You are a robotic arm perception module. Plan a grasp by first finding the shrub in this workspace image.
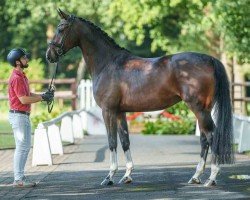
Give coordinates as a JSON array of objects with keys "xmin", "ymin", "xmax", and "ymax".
[
  {"xmin": 142, "ymin": 118, "xmax": 195, "ymax": 135},
  {"xmin": 142, "ymin": 101, "xmax": 196, "ymax": 135},
  {"xmin": 31, "ymin": 106, "xmax": 65, "ymax": 130},
  {"xmin": 166, "ymin": 101, "xmax": 194, "ymax": 118}
]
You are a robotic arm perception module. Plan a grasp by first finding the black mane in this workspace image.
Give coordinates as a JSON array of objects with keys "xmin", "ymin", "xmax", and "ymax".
[{"xmin": 79, "ymin": 17, "xmax": 130, "ymax": 53}]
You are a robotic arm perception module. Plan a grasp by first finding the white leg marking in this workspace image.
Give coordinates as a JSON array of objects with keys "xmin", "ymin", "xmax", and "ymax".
[
  {"xmin": 124, "ymin": 149, "xmax": 134, "ymax": 176},
  {"xmin": 208, "ymin": 164, "xmax": 220, "ymax": 181},
  {"xmin": 193, "ymin": 158, "xmax": 205, "ymax": 179},
  {"xmin": 188, "ymin": 158, "xmax": 206, "ymax": 184},
  {"xmin": 204, "ymin": 163, "xmax": 220, "ymax": 187},
  {"xmin": 110, "ymin": 150, "xmax": 118, "ymax": 174},
  {"xmin": 101, "ymin": 150, "xmax": 118, "ymax": 185},
  {"xmin": 119, "ymin": 149, "xmax": 134, "ymax": 184}
]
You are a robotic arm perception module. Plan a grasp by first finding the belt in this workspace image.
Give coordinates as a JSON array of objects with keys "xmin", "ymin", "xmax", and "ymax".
[{"xmin": 9, "ymin": 110, "xmax": 30, "ymax": 116}]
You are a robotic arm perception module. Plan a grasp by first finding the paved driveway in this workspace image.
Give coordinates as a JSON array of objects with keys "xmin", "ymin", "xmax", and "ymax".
[{"xmin": 1, "ymin": 135, "xmax": 250, "ymax": 199}]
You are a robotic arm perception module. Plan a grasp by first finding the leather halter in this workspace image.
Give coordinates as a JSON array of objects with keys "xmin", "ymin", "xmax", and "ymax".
[
  {"xmin": 46, "ymin": 16, "xmax": 75, "ymax": 113},
  {"xmin": 49, "ymin": 15, "xmax": 75, "ymax": 57}
]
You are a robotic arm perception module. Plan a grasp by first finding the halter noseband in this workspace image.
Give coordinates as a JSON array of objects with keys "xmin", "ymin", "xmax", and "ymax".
[{"xmin": 49, "ymin": 15, "xmax": 75, "ymax": 57}]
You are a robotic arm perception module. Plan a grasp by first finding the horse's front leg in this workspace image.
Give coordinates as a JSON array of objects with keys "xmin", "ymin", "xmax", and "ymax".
[
  {"xmin": 117, "ymin": 113, "xmax": 134, "ymax": 184},
  {"xmin": 101, "ymin": 109, "xmax": 118, "ymax": 186}
]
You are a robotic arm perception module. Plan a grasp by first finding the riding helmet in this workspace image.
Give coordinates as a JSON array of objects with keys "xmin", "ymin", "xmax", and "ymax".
[{"xmin": 7, "ymin": 48, "xmax": 31, "ymax": 66}]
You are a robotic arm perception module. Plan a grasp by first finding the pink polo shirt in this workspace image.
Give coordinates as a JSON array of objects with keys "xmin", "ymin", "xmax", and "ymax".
[{"xmin": 8, "ymin": 69, "xmax": 31, "ymax": 112}]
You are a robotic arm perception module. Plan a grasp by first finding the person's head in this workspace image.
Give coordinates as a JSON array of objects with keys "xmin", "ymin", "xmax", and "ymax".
[{"xmin": 7, "ymin": 48, "xmax": 31, "ymax": 68}]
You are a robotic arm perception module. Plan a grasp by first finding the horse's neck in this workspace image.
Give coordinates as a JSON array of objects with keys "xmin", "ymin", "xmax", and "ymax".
[{"xmin": 78, "ymin": 23, "xmax": 128, "ymax": 78}]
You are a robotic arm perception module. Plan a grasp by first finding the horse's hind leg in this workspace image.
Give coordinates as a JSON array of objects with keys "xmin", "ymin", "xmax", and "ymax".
[
  {"xmin": 196, "ymin": 111, "xmax": 220, "ymax": 187},
  {"xmin": 117, "ymin": 113, "xmax": 134, "ymax": 184},
  {"xmin": 188, "ymin": 132, "xmax": 209, "ymax": 184},
  {"xmin": 101, "ymin": 109, "xmax": 118, "ymax": 186},
  {"xmin": 188, "ymin": 109, "xmax": 217, "ymax": 185}
]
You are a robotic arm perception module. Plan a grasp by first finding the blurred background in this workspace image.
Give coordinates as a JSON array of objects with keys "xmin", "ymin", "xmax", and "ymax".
[{"xmin": 0, "ymin": 0, "xmax": 249, "ymax": 148}]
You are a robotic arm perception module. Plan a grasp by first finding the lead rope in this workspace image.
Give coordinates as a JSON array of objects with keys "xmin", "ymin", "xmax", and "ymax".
[{"xmin": 47, "ymin": 62, "xmax": 59, "ymax": 113}]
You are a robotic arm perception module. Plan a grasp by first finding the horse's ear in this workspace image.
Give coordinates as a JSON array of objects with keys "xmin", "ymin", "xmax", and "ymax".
[{"xmin": 57, "ymin": 8, "xmax": 69, "ymax": 20}]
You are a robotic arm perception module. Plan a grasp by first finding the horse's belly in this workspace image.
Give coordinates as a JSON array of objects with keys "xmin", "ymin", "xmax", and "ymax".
[{"xmin": 119, "ymin": 92, "xmax": 181, "ymax": 112}]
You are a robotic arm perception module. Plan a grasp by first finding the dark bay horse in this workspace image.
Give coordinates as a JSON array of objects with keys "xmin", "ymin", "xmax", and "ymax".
[{"xmin": 46, "ymin": 9, "xmax": 234, "ymax": 187}]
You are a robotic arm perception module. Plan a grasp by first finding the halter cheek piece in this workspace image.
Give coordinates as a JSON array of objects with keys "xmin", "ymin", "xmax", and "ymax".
[
  {"xmin": 49, "ymin": 15, "xmax": 75, "ymax": 57},
  {"xmin": 46, "ymin": 15, "xmax": 75, "ymax": 113}
]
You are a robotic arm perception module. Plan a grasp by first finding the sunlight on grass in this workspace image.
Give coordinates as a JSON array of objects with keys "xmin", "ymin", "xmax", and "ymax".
[
  {"xmin": 0, "ymin": 119, "xmax": 12, "ymax": 134},
  {"xmin": 0, "ymin": 134, "xmax": 15, "ymax": 149}
]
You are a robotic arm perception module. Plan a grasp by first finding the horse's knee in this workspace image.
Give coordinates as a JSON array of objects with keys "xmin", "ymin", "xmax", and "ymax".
[{"xmin": 108, "ymin": 136, "xmax": 117, "ymax": 151}]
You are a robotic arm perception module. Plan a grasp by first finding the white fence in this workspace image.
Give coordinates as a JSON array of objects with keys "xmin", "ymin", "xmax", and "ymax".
[
  {"xmin": 233, "ymin": 115, "xmax": 250, "ymax": 153},
  {"xmin": 77, "ymin": 79, "xmax": 107, "ymax": 135},
  {"xmin": 78, "ymin": 79, "xmax": 96, "ymax": 110},
  {"xmin": 32, "ymin": 109, "xmax": 105, "ymax": 166},
  {"xmin": 32, "ymin": 79, "xmax": 110, "ymax": 166},
  {"xmin": 195, "ymin": 114, "xmax": 250, "ymax": 153}
]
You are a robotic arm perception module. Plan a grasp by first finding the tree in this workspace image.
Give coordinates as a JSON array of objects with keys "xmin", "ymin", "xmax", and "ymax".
[{"xmin": 215, "ymin": 0, "xmax": 250, "ymax": 63}]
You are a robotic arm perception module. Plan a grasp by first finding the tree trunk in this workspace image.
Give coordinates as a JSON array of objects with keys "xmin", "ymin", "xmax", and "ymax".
[
  {"xmin": 76, "ymin": 57, "xmax": 86, "ymax": 85},
  {"xmin": 46, "ymin": 24, "xmax": 55, "ymax": 77}
]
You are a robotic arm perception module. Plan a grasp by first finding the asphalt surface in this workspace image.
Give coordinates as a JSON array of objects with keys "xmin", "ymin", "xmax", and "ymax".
[{"xmin": 1, "ymin": 135, "xmax": 250, "ymax": 200}]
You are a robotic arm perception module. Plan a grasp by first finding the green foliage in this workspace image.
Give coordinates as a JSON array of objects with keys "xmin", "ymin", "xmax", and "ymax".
[
  {"xmin": 31, "ymin": 105, "xmax": 63, "ymax": 129},
  {"xmin": 0, "ymin": 118, "xmax": 12, "ymax": 134},
  {"xmin": 103, "ymin": 0, "xmax": 191, "ymax": 53},
  {"xmin": 0, "ymin": 134, "xmax": 15, "ymax": 149},
  {"xmin": 0, "ymin": 61, "xmax": 12, "ymax": 84},
  {"xmin": 215, "ymin": 0, "xmax": 250, "ymax": 63},
  {"xmin": 142, "ymin": 118, "xmax": 195, "ymax": 135},
  {"xmin": 25, "ymin": 59, "xmax": 45, "ymax": 80},
  {"xmin": 166, "ymin": 101, "xmax": 195, "ymax": 118}
]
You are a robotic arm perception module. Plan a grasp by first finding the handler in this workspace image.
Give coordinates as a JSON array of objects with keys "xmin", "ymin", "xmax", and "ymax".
[{"xmin": 7, "ymin": 48, "xmax": 54, "ymax": 188}]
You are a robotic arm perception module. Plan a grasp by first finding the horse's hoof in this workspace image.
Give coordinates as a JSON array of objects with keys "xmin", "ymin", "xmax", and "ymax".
[
  {"xmin": 204, "ymin": 179, "xmax": 217, "ymax": 187},
  {"xmin": 119, "ymin": 176, "xmax": 132, "ymax": 184},
  {"xmin": 101, "ymin": 178, "xmax": 114, "ymax": 186},
  {"xmin": 188, "ymin": 177, "xmax": 201, "ymax": 184}
]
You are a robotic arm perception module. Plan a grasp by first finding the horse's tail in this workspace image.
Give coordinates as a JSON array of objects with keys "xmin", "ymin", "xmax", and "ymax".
[{"xmin": 212, "ymin": 57, "xmax": 234, "ymax": 164}]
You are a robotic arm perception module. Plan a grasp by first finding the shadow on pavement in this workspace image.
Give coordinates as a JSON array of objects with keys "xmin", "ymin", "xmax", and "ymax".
[{"xmin": 1, "ymin": 163, "xmax": 250, "ymax": 200}]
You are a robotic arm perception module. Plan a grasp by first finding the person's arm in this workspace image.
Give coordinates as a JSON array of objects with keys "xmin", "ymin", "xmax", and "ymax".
[
  {"xmin": 19, "ymin": 95, "xmax": 42, "ymax": 104},
  {"xmin": 12, "ymin": 78, "xmax": 43, "ymax": 104},
  {"xmin": 30, "ymin": 92, "xmax": 42, "ymax": 98}
]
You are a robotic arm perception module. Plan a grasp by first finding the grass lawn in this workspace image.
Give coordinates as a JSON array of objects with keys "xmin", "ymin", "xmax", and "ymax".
[
  {"xmin": 0, "ymin": 118, "xmax": 12, "ymax": 134},
  {"xmin": 0, "ymin": 134, "xmax": 15, "ymax": 149},
  {"xmin": 0, "ymin": 118, "xmax": 15, "ymax": 149}
]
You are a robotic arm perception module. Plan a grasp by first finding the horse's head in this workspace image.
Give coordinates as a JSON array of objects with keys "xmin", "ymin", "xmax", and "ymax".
[{"xmin": 46, "ymin": 9, "xmax": 79, "ymax": 63}]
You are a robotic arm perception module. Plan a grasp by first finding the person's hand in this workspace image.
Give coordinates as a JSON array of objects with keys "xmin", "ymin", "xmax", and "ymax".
[{"xmin": 41, "ymin": 90, "xmax": 54, "ymax": 102}]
